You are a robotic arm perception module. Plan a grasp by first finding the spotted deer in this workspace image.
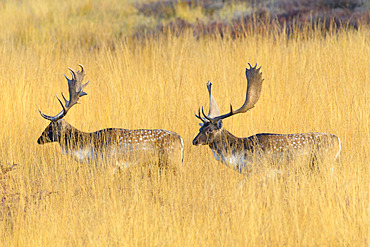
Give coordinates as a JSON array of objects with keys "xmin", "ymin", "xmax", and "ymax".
[
  {"xmin": 38, "ymin": 65, "xmax": 184, "ymax": 169},
  {"xmin": 193, "ymin": 64, "xmax": 341, "ymax": 175}
]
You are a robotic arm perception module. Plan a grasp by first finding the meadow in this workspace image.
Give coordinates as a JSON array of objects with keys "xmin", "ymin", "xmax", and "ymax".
[{"xmin": 0, "ymin": 0, "xmax": 369, "ymax": 246}]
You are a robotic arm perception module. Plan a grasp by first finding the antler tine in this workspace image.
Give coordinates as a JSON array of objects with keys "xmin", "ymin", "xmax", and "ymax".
[
  {"xmin": 206, "ymin": 81, "xmax": 221, "ymax": 118},
  {"xmin": 39, "ymin": 65, "xmax": 89, "ymax": 122},
  {"xmin": 195, "ymin": 108, "xmax": 206, "ymax": 123},
  {"xmin": 56, "ymin": 94, "xmax": 67, "ymax": 112},
  {"xmin": 68, "ymin": 68, "xmax": 75, "ymax": 79},
  {"xmin": 78, "ymin": 64, "xmax": 84, "ymax": 73},
  {"xmin": 201, "ymin": 107, "xmax": 208, "ymax": 120},
  {"xmin": 195, "ymin": 81, "xmax": 222, "ymax": 124},
  {"xmin": 61, "ymin": 92, "xmax": 67, "ymax": 104},
  {"xmin": 202, "ymin": 63, "xmax": 264, "ymax": 123}
]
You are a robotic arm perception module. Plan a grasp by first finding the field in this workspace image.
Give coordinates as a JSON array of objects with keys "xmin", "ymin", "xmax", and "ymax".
[{"xmin": 0, "ymin": 0, "xmax": 369, "ymax": 246}]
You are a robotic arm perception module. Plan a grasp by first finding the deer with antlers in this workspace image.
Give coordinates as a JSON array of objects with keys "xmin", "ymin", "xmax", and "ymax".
[
  {"xmin": 193, "ymin": 64, "xmax": 341, "ymax": 174},
  {"xmin": 37, "ymin": 65, "xmax": 184, "ymax": 170}
]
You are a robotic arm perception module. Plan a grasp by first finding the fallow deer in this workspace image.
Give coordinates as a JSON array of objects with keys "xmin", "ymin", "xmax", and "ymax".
[
  {"xmin": 38, "ymin": 65, "xmax": 184, "ymax": 170},
  {"xmin": 192, "ymin": 64, "xmax": 341, "ymax": 175}
]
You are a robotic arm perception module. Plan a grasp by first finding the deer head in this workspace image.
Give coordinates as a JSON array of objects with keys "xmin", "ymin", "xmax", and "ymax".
[
  {"xmin": 192, "ymin": 82, "xmax": 223, "ymax": 145},
  {"xmin": 192, "ymin": 63, "xmax": 264, "ymax": 146},
  {"xmin": 37, "ymin": 119, "xmax": 75, "ymax": 144},
  {"xmin": 38, "ymin": 65, "xmax": 89, "ymax": 144}
]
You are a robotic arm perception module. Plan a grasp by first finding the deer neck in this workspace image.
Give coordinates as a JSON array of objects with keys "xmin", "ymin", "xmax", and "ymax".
[
  {"xmin": 210, "ymin": 127, "xmax": 244, "ymax": 146},
  {"xmin": 58, "ymin": 125, "xmax": 91, "ymax": 153},
  {"xmin": 208, "ymin": 128, "xmax": 256, "ymax": 172},
  {"xmin": 208, "ymin": 129, "xmax": 243, "ymax": 160},
  {"xmin": 59, "ymin": 126, "xmax": 99, "ymax": 163}
]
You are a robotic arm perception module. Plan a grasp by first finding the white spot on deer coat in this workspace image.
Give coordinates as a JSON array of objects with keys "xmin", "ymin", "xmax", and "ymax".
[
  {"xmin": 212, "ymin": 150, "xmax": 221, "ymax": 161},
  {"xmin": 65, "ymin": 147, "xmax": 95, "ymax": 163}
]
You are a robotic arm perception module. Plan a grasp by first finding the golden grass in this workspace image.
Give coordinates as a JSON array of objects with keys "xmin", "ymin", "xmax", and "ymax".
[{"xmin": 0, "ymin": 3, "xmax": 369, "ymax": 245}]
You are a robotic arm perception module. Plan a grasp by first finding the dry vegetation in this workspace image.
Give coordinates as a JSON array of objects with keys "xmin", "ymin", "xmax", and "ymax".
[{"xmin": 0, "ymin": 0, "xmax": 369, "ymax": 246}]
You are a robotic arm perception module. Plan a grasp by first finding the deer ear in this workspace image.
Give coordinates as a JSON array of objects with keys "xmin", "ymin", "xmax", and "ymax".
[
  {"xmin": 199, "ymin": 123, "xmax": 204, "ymax": 127},
  {"xmin": 216, "ymin": 120, "xmax": 223, "ymax": 129}
]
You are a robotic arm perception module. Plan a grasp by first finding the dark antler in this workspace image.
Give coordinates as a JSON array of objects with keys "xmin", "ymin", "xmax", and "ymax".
[
  {"xmin": 39, "ymin": 64, "xmax": 89, "ymax": 121},
  {"xmin": 202, "ymin": 63, "xmax": 264, "ymax": 123}
]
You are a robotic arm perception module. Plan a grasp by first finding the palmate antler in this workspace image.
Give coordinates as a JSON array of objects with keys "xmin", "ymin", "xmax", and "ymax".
[
  {"xmin": 200, "ymin": 63, "xmax": 264, "ymax": 123},
  {"xmin": 195, "ymin": 81, "xmax": 221, "ymax": 123},
  {"xmin": 39, "ymin": 64, "xmax": 89, "ymax": 122}
]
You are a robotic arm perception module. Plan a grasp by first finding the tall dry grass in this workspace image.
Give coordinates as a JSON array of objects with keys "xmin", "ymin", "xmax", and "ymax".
[{"xmin": 0, "ymin": 2, "xmax": 369, "ymax": 245}]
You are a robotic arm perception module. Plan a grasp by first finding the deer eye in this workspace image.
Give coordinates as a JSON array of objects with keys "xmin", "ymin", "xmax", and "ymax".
[{"xmin": 206, "ymin": 129, "xmax": 213, "ymax": 135}]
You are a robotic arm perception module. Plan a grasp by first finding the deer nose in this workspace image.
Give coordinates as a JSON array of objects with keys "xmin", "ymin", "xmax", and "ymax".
[
  {"xmin": 192, "ymin": 139, "xmax": 198, "ymax": 146},
  {"xmin": 37, "ymin": 137, "xmax": 44, "ymax": 144}
]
